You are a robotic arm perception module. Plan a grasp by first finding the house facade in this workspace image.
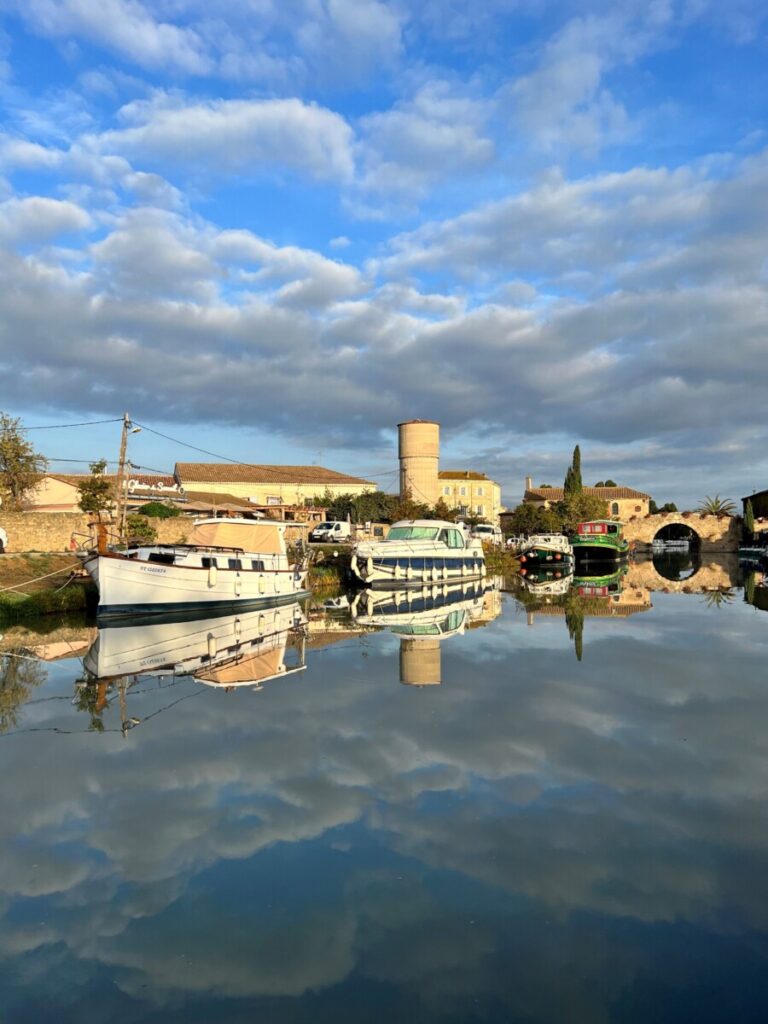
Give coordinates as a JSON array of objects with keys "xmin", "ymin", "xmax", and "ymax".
[
  {"xmin": 174, "ymin": 463, "xmax": 377, "ymax": 507},
  {"xmin": 20, "ymin": 473, "xmax": 177, "ymax": 512},
  {"xmin": 438, "ymin": 471, "xmax": 504, "ymax": 523},
  {"xmin": 524, "ymin": 485, "xmax": 651, "ymax": 520}
]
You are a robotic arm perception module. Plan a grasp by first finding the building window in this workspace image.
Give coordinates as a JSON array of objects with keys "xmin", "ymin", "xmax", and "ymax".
[
  {"xmin": 611, "ymin": 502, "xmax": 620, "ymax": 515},
  {"xmin": 460, "ymin": 486, "xmax": 466, "ymax": 496},
  {"xmin": 476, "ymin": 505, "xmax": 484, "ymax": 515},
  {"xmin": 477, "ymin": 486, "xmax": 484, "ymax": 496},
  {"xmin": 443, "ymin": 486, "xmax": 451, "ymax": 496}
]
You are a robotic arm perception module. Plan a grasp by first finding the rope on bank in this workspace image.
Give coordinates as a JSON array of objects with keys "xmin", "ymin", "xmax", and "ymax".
[{"xmin": 0, "ymin": 562, "xmax": 82, "ymax": 595}]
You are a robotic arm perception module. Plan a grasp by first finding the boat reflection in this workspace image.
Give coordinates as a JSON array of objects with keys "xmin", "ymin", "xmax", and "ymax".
[
  {"xmin": 83, "ymin": 602, "xmax": 308, "ymax": 690},
  {"xmin": 350, "ymin": 580, "xmax": 501, "ymax": 686}
]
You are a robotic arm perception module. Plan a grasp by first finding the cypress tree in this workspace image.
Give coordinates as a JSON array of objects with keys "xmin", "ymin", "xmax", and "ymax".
[
  {"xmin": 745, "ymin": 499, "xmax": 755, "ymax": 538},
  {"xmin": 564, "ymin": 445, "xmax": 583, "ymax": 496}
]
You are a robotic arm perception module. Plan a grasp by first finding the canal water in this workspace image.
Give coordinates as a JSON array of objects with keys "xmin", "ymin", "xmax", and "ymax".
[{"xmin": 1, "ymin": 559, "xmax": 767, "ymax": 1022}]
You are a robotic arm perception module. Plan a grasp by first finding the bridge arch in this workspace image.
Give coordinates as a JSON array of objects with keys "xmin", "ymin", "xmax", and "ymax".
[{"xmin": 622, "ymin": 513, "xmax": 741, "ymax": 553}]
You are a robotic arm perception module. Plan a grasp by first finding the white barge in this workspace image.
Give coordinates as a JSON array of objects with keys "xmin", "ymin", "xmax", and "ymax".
[
  {"xmin": 83, "ymin": 518, "xmax": 308, "ymax": 620},
  {"xmin": 351, "ymin": 519, "xmax": 485, "ymax": 589}
]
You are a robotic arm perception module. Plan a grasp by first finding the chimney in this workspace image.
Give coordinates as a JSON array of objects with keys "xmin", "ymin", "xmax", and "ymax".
[{"xmin": 525, "ymin": 475, "xmax": 533, "ymax": 492}]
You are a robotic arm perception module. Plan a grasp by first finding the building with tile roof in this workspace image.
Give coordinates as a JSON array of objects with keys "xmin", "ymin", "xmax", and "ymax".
[
  {"xmin": 438, "ymin": 470, "xmax": 504, "ymax": 523},
  {"xmin": 174, "ymin": 463, "xmax": 377, "ymax": 507},
  {"xmin": 523, "ymin": 485, "xmax": 651, "ymax": 520}
]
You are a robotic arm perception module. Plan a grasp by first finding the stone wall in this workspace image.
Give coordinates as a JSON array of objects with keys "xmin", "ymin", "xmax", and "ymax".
[{"xmin": 0, "ymin": 512, "xmax": 307, "ymax": 553}]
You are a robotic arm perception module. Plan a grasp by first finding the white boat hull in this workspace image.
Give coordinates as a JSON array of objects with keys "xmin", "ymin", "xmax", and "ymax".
[
  {"xmin": 84, "ymin": 552, "xmax": 308, "ymax": 620},
  {"xmin": 351, "ymin": 542, "xmax": 486, "ymax": 588},
  {"xmin": 84, "ymin": 603, "xmax": 305, "ymax": 681}
]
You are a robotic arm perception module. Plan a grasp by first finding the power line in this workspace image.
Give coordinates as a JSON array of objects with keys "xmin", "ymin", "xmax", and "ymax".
[{"xmin": 23, "ymin": 418, "xmax": 123, "ymax": 430}]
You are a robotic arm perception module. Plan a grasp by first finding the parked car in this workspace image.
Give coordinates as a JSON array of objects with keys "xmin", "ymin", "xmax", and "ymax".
[
  {"xmin": 0, "ymin": 525, "xmax": 6, "ymax": 553},
  {"xmin": 471, "ymin": 523, "xmax": 503, "ymax": 546},
  {"xmin": 309, "ymin": 521, "xmax": 352, "ymax": 543}
]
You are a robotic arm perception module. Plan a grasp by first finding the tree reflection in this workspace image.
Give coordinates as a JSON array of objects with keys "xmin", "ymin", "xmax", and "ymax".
[{"xmin": 0, "ymin": 650, "xmax": 47, "ymax": 733}]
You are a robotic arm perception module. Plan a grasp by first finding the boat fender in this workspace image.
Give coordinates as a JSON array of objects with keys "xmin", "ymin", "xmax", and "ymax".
[
  {"xmin": 234, "ymin": 618, "xmax": 241, "ymax": 641},
  {"xmin": 520, "ymin": 554, "xmax": 527, "ymax": 563},
  {"xmin": 207, "ymin": 634, "xmax": 217, "ymax": 659},
  {"xmin": 406, "ymin": 564, "xmax": 413, "ymax": 581},
  {"xmin": 258, "ymin": 576, "xmax": 265, "ymax": 595},
  {"xmin": 351, "ymin": 554, "xmax": 358, "ymax": 574},
  {"xmin": 394, "ymin": 563, "xmax": 402, "ymax": 580},
  {"xmin": 481, "ymin": 562, "xmax": 487, "ymax": 577},
  {"xmin": 431, "ymin": 566, "xmax": 439, "ymax": 582},
  {"xmin": 235, "ymin": 574, "xmax": 242, "ymax": 597},
  {"xmin": 555, "ymin": 552, "xmax": 562, "ymax": 560},
  {"xmin": 208, "ymin": 564, "xmax": 218, "ymax": 587}
]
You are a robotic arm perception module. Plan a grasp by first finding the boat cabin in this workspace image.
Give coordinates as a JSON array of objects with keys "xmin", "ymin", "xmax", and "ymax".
[
  {"xmin": 577, "ymin": 520, "xmax": 622, "ymax": 536},
  {"xmin": 385, "ymin": 520, "xmax": 466, "ymax": 548}
]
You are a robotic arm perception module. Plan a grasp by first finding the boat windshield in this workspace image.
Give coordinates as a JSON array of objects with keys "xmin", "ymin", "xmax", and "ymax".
[{"xmin": 387, "ymin": 527, "xmax": 440, "ymax": 541}]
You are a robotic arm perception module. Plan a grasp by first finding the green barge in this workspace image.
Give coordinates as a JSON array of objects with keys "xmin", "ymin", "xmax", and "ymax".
[{"xmin": 570, "ymin": 520, "xmax": 629, "ymax": 563}]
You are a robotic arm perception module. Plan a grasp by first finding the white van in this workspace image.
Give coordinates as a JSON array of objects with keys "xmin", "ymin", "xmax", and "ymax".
[
  {"xmin": 471, "ymin": 523, "xmax": 503, "ymax": 546},
  {"xmin": 309, "ymin": 520, "xmax": 352, "ymax": 543}
]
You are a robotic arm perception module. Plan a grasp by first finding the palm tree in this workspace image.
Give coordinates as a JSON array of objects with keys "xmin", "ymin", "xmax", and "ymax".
[
  {"xmin": 696, "ymin": 495, "xmax": 736, "ymax": 516},
  {"xmin": 701, "ymin": 588, "xmax": 736, "ymax": 609}
]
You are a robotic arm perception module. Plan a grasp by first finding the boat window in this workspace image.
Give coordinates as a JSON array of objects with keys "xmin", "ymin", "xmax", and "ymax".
[
  {"xmin": 228, "ymin": 558, "xmax": 243, "ymax": 570},
  {"xmin": 251, "ymin": 559, "xmax": 265, "ymax": 571},
  {"xmin": 392, "ymin": 624, "xmax": 441, "ymax": 636},
  {"xmin": 446, "ymin": 529, "xmax": 464, "ymax": 548},
  {"xmin": 387, "ymin": 526, "xmax": 440, "ymax": 541},
  {"xmin": 202, "ymin": 557, "xmax": 218, "ymax": 568},
  {"xmin": 148, "ymin": 552, "xmax": 175, "ymax": 565}
]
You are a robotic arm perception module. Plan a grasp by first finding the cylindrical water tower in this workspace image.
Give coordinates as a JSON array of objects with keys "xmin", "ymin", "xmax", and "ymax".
[
  {"xmin": 399, "ymin": 638, "xmax": 442, "ymax": 686},
  {"xmin": 398, "ymin": 420, "xmax": 440, "ymax": 506}
]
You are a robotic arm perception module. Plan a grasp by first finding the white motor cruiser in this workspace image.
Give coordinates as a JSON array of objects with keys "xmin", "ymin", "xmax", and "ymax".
[
  {"xmin": 351, "ymin": 519, "xmax": 485, "ymax": 589},
  {"xmin": 82, "ymin": 518, "xmax": 308, "ymax": 620}
]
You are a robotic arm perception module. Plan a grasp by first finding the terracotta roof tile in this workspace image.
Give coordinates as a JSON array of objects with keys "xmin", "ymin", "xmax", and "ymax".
[
  {"xmin": 524, "ymin": 486, "xmax": 651, "ymax": 500},
  {"xmin": 439, "ymin": 470, "xmax": 491, "ymax": 481},
  {"xmin": 174, "ymin": 463, "xmax": 375, "ymax": 486}
]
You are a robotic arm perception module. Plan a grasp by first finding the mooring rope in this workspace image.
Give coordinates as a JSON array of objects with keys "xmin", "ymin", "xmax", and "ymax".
[{"xmin": 0, "ymin": 562, "xmax": 82, "ymax": 594}]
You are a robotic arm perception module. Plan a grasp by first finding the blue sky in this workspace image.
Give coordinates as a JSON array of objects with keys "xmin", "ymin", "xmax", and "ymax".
[{"xmin": 1, "ymin": 0, "xmax": 767, "ymax": 507}]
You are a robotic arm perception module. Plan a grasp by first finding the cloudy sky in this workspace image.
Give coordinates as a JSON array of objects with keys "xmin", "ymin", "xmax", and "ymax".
[{"xmin": 0, "ymin": 0, "xmax": 767, "ymax": 506}]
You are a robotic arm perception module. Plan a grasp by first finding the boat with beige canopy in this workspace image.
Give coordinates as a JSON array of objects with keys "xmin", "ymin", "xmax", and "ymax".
[{"xmin": 82, "ymin": 517, "xmax": 309, "ymax": 620}]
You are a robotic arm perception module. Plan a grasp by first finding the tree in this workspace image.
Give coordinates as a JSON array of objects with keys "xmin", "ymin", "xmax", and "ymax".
[
  {"xmin": 77, "ymin": 459, "xmax": 114, "ymax": 516},
  {"xmin": 0, "ymin": 412, "xmax": 47, "ymax": 510},
  {"xmin": 696, "ymin": 495, "xmax": 736, "ymax": 516},
  {"xmin": 125, "ymin": 513, "xmax": 157, "ymax": 544},
  {"xmin": 744, "ymin": 499, "xmax": 755, "ymax": 537},
  {"xmin": 563, "ymin": 445, "xmax": 582, "ymax": 497},
  {"xmin": 503, "ymin": 502, "xmax": 563, "ymax": 537},
  {"xmin": 556, "ymin": 492, "xmax": 609, "ymax": 534},
  {"xmin": 650, "ymin": 499, "xmax": 678, "ymax": 514},
  {"xmin": 138, "ymin": 501, "xmax": 181, "ymax": 518}
]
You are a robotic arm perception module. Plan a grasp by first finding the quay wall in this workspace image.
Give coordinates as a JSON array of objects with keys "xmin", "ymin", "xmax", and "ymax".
[{"xmin": 0, "ymin": 512, "xmax": 307, "ymax": 553}]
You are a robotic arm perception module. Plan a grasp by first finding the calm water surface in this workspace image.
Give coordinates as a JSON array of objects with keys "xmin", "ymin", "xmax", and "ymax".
[{"xmin": 1, "ymin": 560, "xmax": 768, "ymax": 1022}]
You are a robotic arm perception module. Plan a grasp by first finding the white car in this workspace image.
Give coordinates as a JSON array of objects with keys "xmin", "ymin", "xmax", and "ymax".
[
  {"xmin": 471, "ymin": 523, "xmax": 503, "ymax": 546},
  {"xmin": 309, "ymin": 521, "xmax": 352, "ymax": 543}
]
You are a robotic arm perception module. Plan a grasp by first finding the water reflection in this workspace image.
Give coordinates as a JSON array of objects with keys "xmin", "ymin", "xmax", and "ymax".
[{"xmin": 2, "ymin": 568, "xmax": 768, "ymax": 1022}]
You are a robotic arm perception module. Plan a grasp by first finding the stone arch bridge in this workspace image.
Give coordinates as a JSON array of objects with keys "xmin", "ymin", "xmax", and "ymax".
[{"xmin": 623, "ymin": 513, "xmax": 742, "ymax": 553}]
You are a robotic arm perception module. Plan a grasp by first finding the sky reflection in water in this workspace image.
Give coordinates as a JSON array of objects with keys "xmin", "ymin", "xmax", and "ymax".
[{"xmin": 1, "ymin": 565, "xmax": 768, "ymax": 1023}]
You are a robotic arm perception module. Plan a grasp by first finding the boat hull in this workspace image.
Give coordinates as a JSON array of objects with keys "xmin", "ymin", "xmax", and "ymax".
[
  {"xmin": 84, "ymin": 552, "xmax": 308, "ymax": 621},
  {"xmin": 351, "ymin": 552, "xmax": 486, "ymax": 589},
  {"xmin": 572, "ymin": 540, "xmax": 629, "ymax": 562}
]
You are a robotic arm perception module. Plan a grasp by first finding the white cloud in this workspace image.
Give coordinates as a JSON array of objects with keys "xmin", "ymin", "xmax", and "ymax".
[
  {"xmin": 99, "ymin": 95, "xmax": 355, "ymax": 182},
  {"xmin": 0, "ymin": 195, "xmax": 91, "ymax": 244},
  {"xmin": 359, "ymin": 80, "xmax": 495, "ymax": 196},
  {"xmin": 13, "ymin": 0, "xmax": 211, "ymax": 74}
]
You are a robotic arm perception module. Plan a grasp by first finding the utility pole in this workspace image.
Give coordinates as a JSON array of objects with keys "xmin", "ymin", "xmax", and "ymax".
[{"xmin": 114, "ymin": 412, "xmax": 140, "ymax": 544}]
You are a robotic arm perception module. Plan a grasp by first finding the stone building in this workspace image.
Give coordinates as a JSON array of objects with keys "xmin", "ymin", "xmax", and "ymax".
[
  {"xmin": 174, "ymin": 463, "xmax": 376, "ymax": 507},
  {"xmin": 438, "ymin": 471, "xmax": 503, "ymax": 522},
  {"xmin": 523, "ymin": 484, "xmax": 651, "ymax": 520}
]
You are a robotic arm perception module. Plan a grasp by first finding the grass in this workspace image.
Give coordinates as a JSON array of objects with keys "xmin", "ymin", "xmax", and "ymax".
[{"xmin": 0, "ymin": 553, "xmax": 96, "ymax": 622}]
